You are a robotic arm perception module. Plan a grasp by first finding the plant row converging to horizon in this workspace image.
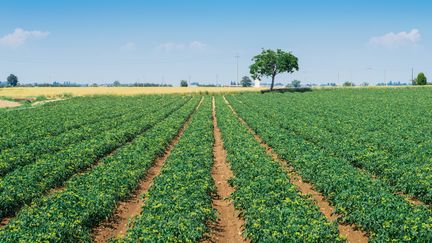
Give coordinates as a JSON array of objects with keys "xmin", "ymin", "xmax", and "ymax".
[{"xmin": 0, "ymin": 88, "xmax": 431, "ymax": 242}]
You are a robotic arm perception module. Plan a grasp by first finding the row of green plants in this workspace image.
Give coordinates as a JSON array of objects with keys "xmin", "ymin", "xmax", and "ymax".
[
  {"xmin": 215, "ymin": 96, "xmax": 341, "ymax": 242},
  {"xmin": 0, "ymin": 97, "xmax": 176, "ymax": 177},
  {"xmin": 0, "ymin": 95, "xmax": 164, "ymax": 151},
  {"xmin": 235, "ymin": 91, "xmax": 432, "ymax": 204},
  {"xmin": 0, "ymin": 97, "xmax": 190, "ymax": 219},
  {"xmin": 0, "ymin": 97, "xmax": 200, "ymax": 242},
  {"xmin": 228, "ymin": 94, "xmax": 432, "ymax": 241},
  {"xmin": 120, "ymin": 97, "xmax": 215, "ymax": 242}
]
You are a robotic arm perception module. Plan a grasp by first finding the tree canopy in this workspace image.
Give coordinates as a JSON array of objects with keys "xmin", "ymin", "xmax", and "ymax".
[
  {"xmin": 250, "ymin": 49, "xmax": 298, "ymax": 91},
  {"xmin": 415, "ymin": 73, "xmax": 427, "ymax": 85},
  {"xmin": 180, "ymin": 80, "xmax": 188, "ymax": 87},
  {"xmin": 7, "ymin": 74, "xmax": 18, "ymax": 87}
]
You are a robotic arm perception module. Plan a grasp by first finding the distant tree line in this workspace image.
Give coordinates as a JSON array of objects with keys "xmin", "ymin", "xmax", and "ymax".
[
  {"xmin": 377, "ymin": 81, "xmax": 409, "ymax": 86},
  {"xmin": 109, "ymin": 81, "xmax": 172, "ymax": 87},
  {"xmin": 130, "ymin": 82, "xmax": 172, "ymax": 87},
  {"xmin": 189, "ymin": 82, "xmax": 219, "ymax": 87},
  {"xmin": 195, "ymin": 84, "xmax": 218, "ymax": 87},
  {"xmin": 2, "ymin": 71, "xmax": 430, "ymax": 88}
]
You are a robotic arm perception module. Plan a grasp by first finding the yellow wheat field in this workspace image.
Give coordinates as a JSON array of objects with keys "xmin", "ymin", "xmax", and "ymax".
[{"xmin": 0, "ymin": 87, "xmax": 264, "ymax": 98}]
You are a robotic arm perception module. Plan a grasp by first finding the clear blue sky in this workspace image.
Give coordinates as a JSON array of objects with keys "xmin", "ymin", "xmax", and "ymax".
[{"xmin": 0, "ymin": 0, "xmax": 430, "ymax": 85}]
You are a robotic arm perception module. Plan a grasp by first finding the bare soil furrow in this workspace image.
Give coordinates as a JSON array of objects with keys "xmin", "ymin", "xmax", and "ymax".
[{"xmin": 207, "ymin": 97, "xmax": 247, "ymax": 243}]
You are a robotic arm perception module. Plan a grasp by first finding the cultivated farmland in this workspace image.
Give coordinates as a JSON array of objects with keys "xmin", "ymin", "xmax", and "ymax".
[{"xmin": 0, "ymin": 88, "xmax": 431, "ymax": 242}]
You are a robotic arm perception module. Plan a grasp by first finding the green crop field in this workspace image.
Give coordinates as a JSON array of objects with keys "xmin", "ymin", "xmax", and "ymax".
[{"xmin": 0, "ymin": 88, "xmax": 431, "ymax": 242}]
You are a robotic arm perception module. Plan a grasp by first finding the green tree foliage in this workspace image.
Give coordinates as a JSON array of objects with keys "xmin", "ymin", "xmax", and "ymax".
[
  {"xmin": 180, "ymin": 80, "xmax": 188, "ymax": 87},
  {"xmin": 250, "ymin": 49, "xmax": 299, "ymax": 91},
  {"xmin": 415, "ymin": 72, "xmax": 427, "ymax": 85},
  {"xmin": 240, "ymin": 76, "xmax": 253, "ymax": 87},
  {"xmin": 7, "ymin": 74, "xmax": 18, "ymax": 87}
]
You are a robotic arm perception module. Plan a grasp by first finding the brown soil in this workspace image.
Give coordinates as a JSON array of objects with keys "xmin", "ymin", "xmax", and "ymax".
[
  {"xmin": 222, "ymin": 96, "xmax": 368, "ymax": 243},
  {"xmin": 0, "ymin": 217, "xmax": 10, "ymax": 228},
  {"xmin": 395, "ymin": 192, "xmax": 427, "ymax": 206},
  {"xmin": 13, "ymin": 97, "xmax": 36, "ymax": 102},
  {"xmin": 0, "ymin": 99, "xmax": 21, "ymax": 108},
  {"xmin": 92, "ymin": 97, "xmax": 204, "ymax": 242},
  {"xmin": 206, "ymin": 97, "xmax": 247, "ymax": 243}
]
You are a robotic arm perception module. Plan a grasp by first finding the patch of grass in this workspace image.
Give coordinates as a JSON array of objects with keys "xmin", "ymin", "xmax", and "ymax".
[{"xmin": 35, "ymin": 96, "xmax": 48, "ymax": 101}]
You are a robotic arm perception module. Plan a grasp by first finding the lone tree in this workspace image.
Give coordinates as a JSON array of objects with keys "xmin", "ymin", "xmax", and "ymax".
[
  {"xmin": 7, "ymin": 74, "xmax": 18, "ymax": 87},
  {"xmin": 250, "ymin": 49, "xmax": 299, "ymax": 91},
  {"xmin": 291, "ymin": 80, "xmax": 301, "ymax": 88},
  {"xmin": 415, "ymin": 73, "xmax": 427, "ymax": 85},
  {"xmin": 240, "ymin": 76, "xmax": 253, "ymax": 87},
  {"xmin": 180, "ymin": 80, "xmax": 188, "ymax": 87}
]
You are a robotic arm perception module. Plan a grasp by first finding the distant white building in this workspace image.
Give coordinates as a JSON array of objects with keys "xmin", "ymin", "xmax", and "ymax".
[{"xmin": 254, "ymin": 78, "xmax": 261, "ymax": 88}]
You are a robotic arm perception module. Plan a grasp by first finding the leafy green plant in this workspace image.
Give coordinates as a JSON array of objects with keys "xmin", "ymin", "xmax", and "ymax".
[
  {"xmin": 121, "ymin": 97, "xmax": 215, "ymax": 242},
  {"xmin": 0, "ymin": 97, "xmax": 200, "ymax": 242},
  {"xmin": 0, "ymin": 97, "xmax": 177, "ymax": 177},
  {"xmin": 0, "ymin": 97, "xmax": 190, "ymax": 219},
  {"xmin": 228, "ymin": 91, "xmax": 432, "ymax": 242},
  {"xmin": 215, "ymin": 96, "xmax": 341, "ymax": 242}
]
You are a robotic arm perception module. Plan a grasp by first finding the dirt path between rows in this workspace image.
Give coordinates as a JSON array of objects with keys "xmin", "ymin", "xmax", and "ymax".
[
  {"xmin": 206, "ymin": 97, "xmax": 247, "ymax": 243},
  {"xmin": 0, "ymin": 99, "xmax": 21, "ymax": 108},
  {"xmin": 222, "ymin": 96, "xmax": 368, "ymax": 243},
  {"xmin": 92, "ymin": 97, "xmax": 204, "ymax": 242}
]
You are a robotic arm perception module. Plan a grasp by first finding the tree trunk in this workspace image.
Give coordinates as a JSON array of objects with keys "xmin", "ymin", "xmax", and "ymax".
[{"xmin": 270, "ymin": 74, "xmax": 275, "ymax": 91}]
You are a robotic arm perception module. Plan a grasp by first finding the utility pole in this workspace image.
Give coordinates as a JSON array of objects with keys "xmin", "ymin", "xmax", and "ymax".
[
  {"xmin": 216, "ymin": 74, "xmax": 219, "ymax": 86},
  {"xmin": 235, "ymin": 53, "xmax": 239, "ymax": 85},
  {"xmin": 411, "ymin": 68, "xmax": 414, "ymax": 83}
]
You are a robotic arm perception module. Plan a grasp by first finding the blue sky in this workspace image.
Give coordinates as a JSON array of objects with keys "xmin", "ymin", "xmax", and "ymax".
[{"xmin": 0, "ymin": 0, "xmax": 431, "ymax": 85}]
